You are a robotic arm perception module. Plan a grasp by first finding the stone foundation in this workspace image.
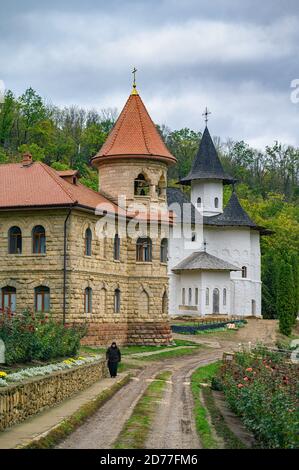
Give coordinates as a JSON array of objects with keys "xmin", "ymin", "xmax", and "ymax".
[
  {"xmin": 0, "ymin": 359, "xmax": 107, "ymax": 431},
  {"xmin": 81, "ymin": 321, "xmax": 172, "ymax": 346}
]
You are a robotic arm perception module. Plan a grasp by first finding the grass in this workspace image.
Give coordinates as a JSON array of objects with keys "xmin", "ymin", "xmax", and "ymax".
[
  {"xmin": 22, "ymin": 374, "xmax": 130, "ymax": 449},
  {"xmin": 202, "ymin": 387, "xmax": 246, "ymax": 449},
  {"xmin": 191, "ymin": 361, "xmax": 247, "ymax": 449},
  {"xmin": 136, "ymin": 346, "xmax": 201, "ymax": 361},
  {"xmin": 114, "ymin": 371, "xmax": 172, "ymax": 449},
  {"xmin": 80, "ymin": 339, "xmax": 199, "ymax": 357},
  {"xmin": 191, "ymin": 362, "xmax": 220, "ymax": 449}
]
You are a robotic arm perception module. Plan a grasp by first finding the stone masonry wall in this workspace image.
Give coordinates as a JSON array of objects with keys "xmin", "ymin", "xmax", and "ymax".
[
  {"xmin": 0, "ymin": 359, "xmax": 108, "ymax": 431},
  {"xmin": 0, "ymin": 205, "xmax": 172, "ymax": 346}
]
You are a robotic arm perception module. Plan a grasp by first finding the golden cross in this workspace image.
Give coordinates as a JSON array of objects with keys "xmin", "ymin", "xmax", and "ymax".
[
  {"xmin": 132, "ymin": 67, "xmax": 137, "ymax": 88},
  {"xmin": 202, "ymin": 107, "xmax": 211, "ymax": 125}
]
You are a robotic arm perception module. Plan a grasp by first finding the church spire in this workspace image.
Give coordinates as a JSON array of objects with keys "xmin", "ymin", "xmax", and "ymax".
[{"xmin": 179, "ymin": 126, "xmax": 235, "ymax": 185}]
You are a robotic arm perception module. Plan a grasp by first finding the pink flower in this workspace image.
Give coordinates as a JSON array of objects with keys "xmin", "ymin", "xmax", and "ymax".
[
  {"xmin": 245, "ymin": 367, "xmax": 253, "ymax": 372},
  {"xmin": 243, "ymin": 377, "xmax": 249, "ymax": 381},
  {"xmin": 238, "ymin": 383, "xmax": 244, "ymax": 388}
]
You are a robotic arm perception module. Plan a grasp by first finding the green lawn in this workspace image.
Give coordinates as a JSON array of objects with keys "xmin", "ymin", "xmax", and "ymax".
[
  {"xmin": 80, "ymin": 339, "xmax": 198, "ymax": 357},
  {"xmin": 136, "ymin": 346, "xmax": 201, "ymax": 361}
]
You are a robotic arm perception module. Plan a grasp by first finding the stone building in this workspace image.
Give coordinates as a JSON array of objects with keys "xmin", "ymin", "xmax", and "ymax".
[{"xmin": 0, "ymin": 84, "xmax": 176, "ymax": 345}]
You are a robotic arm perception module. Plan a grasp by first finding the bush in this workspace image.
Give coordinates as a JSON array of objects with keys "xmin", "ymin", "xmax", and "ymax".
[
  {"xmin": 0, "ymin": 309, "xmax": 87, "ymax": 364},
  {"xmin": 217, "ymin": 349, "xmax": 299, "ymax": 448}
]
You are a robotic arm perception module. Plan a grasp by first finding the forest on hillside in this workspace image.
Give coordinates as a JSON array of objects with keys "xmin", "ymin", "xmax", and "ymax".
[{"xmin": 0, "ymin": 88, "xmax": 298, "ymax": 332}]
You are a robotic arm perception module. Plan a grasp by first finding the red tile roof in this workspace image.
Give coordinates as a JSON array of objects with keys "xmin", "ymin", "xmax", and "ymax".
[
  {"xmin": 0, "ymin": 161, "xmax": 125, "ymax": 215},
  {"xmin": 92, "ymin": 91, "xmax": 176, "ymax": 166}
]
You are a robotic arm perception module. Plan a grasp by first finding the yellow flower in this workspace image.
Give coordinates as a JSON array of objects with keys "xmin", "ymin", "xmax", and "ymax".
[{"xmin": 0, "ymin": 371, "xmax": 7, "ymax": 378}]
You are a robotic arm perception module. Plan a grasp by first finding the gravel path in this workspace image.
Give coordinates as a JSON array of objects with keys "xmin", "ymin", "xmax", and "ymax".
[{"xmin": 57, "ymin": 350, "xmax": 221, "ymax": 449}]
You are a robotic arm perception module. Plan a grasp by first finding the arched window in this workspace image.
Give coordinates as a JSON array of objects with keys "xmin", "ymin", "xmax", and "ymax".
[
  {"xmin": 84, "ymin": 287, "xmax": 92, "ymax": 314},
  {"xmin": 223, "ymin": 288, "xmax": 227, "ymax": 306},
  {"xmin": 182, "ymin": 288, "xmax": 186, "ymax": 305},
  {"xmin": 188, "ymin": 288, "xmax": 192, "ymax": 305},
  {"xmin": 134, "ymin": 173, "xmax": 150, "ymax": 196},
  {"xmin": 214, "ymin": 197, "xmax": 219, "ymax": 208},
  {"xmin": 205, "ymin": 288, "xmax": 209, "ymax": 306},
  {"xmin": 85, "ymin": 228, "xmax": 92, "ymax": 256},
  {"xmin": 195, "ymin": 288, "xmax": 199, "ymax": 305},
  {"xmin": 114, "ymin": 289, "xmax": 121, "ymax": 313},
  {"xmin": 8, "ymin": 226, "xmax": 22, "ymax": 254},
  {"xmin": 136, "ymin": 237, "xmax": 152, "ymax": 262},
  {"xmin": 1, "ymin": 286, "xmax": 16, "ymax": 312},
  {"xmin": 32, "ymin": 225, "xmax": 46, "ymax": 254},
  {"xmin": 157, "ymin": 175, "xmax": 166, "ymax": 197},
  {"xmin": 197, "ymin": 197, "xmax": 201, "ymax": 206},
  {"xmin": 139, "ymin": 289, "xmax": 149, "ymax": 315},
  {"xmin": 242, "ymin": 266, "xmax": 247, "ymax": 278},
  {"xmin": 35, "ymin": 286, "xmax": 50, "ymax": 312},
  {"xmin": 114, "ymin": 233, "xmax": 120, "ymax": 261},
  {"xmin": 162, "ymin": 291, "xmax": 168, "ymax": 314},
  {"xmin": 160, "ymin": 238, "xmax": 168, "ymax": 263}
]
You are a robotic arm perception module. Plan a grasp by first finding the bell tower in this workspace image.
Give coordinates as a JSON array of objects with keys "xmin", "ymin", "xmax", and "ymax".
[
  {"xmin": 180, "ymin": 116, "xmax": 235, "ymax": 216},
  {"xmin": 91, "ymin": 75, "xmax": 176, "ymax": 209}
]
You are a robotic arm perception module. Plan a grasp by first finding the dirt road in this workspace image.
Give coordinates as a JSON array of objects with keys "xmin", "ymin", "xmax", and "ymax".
[{"xmin": 57, "ymin": 350, "xmax": 222, "ymax": 449}]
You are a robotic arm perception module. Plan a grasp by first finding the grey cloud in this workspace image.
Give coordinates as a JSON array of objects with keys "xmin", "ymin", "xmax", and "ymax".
[{"xmin": 0, "ymin": 0, "xmax": 299, "ymax": 148}]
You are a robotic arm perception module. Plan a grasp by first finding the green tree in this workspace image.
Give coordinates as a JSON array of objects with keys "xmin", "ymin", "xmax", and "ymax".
[
  {"xmin": 262, "ymin": 250, "xmax": 280, "ymax": 319},
  {"xmin": 277, "ymin": 261, "xmax": 296, "ymax": 336}
]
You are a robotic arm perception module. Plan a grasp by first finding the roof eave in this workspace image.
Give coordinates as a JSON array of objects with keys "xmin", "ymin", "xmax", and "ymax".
[{"xmin": 91, "ymin": 153, "xmax": 177, "ymax": 167}]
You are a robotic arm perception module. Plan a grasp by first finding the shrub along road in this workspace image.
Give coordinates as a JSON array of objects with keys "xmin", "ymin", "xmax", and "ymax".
[{"xmin": 57, "ymin": 349, "xmax": 223, "ymax": 449}]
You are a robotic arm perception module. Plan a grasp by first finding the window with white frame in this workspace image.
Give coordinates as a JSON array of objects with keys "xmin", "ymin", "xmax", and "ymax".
[
  {"xmin": 195, "ymin": 288, "xmax": 199, "ymax": 305},
  {"xmin": 205, "ymin": 287, "xmax": 209, "ymax": 306},
  {"xmin": 223, "ymin": 288, "xmax": 227, "ymax": 306}
]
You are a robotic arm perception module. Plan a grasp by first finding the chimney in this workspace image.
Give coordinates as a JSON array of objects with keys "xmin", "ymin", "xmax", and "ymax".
[{"xmin": 22, "ymin": 152, "xmax": 33, "ymax": 167}]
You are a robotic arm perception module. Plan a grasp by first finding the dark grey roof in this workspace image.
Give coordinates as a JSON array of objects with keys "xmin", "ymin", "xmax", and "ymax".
[
  {"xmin": 172, "ymin": 251, "xmax": 241, "ymax": 272},
  {"xmin": 179, "ymin": 127, "xmax": 235, "ymax": 185},
  {"xmin": 167, "ymin": 187, "xmax": 272, "ymax": 235},
  {"xmin": 204, "ymin": 191, "xmax": 273, "ymax": 234}
]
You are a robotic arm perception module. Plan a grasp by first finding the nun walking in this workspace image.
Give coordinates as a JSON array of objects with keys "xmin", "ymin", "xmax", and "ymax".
[{"xmin": 106, "ymin": 342, "xmax": 121, "ymax": 377}]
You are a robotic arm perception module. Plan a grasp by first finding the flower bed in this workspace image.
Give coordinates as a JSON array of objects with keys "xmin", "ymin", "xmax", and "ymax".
[
  {"xmin": 0, "ymin": 355, "xmax": 107, "ymax": 431},
  {"xmin": 216, "ymin": 348, "xmax": 299, "ymax": 448},
  {"xmin": 0, "ymin": 355, "xmax": 101, "ymax": 387},
  {"xmin": 171, "ymin": 320, "xmax": 246, "ymax": 335}
]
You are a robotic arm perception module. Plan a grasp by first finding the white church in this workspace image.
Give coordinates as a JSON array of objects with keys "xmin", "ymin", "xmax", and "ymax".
[{"xmin": 167, "ymin": 126, "xmax": 270, "ymax": 318}]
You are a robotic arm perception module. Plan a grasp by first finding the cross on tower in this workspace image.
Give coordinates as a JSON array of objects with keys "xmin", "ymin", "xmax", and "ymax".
[
  {"xmin": 202, "ymin": 107, "xmax": 211, "ymax": 126},
  {"xmin": 132, "ymin": 67, "xmax": 137, "ymax": 88}
]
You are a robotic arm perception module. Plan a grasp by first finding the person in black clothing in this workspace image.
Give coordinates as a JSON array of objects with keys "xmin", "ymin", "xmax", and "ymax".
[{"xmin": 106, "ymin": 342, "xmax": 121, "ymax": 377}]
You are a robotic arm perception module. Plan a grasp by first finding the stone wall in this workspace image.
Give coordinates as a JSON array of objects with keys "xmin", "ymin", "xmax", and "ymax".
[{"xmin": 0, "ymin": 359, "xmax": 108, "ymax": 431}]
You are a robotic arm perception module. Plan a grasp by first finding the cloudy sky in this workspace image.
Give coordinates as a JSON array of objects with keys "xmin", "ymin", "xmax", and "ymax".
[{"xmin": 1, "ymin": 0, "xmax": 299, "ymax": 148}]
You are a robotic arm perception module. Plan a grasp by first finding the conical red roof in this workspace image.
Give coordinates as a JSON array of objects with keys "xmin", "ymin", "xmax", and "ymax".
[{"xmin": 92, "ymin": 91, "xmax": 176, "ymax": 166}]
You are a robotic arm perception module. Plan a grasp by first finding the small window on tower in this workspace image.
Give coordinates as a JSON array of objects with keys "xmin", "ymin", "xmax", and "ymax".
[
  {"xmin": 242, "ymin": 266, "xmax": 247, "ymax": 278},
  {"xmin": 134, "ymin": 174, "xmax": 150, "ymax": 196},
  {"xmin": 197, "ymin": 197, "xmax": 201, "ymax": 207},
  {"xmin": 214, "ymin": 197, "xmax": 219, "ymax": 208}
]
